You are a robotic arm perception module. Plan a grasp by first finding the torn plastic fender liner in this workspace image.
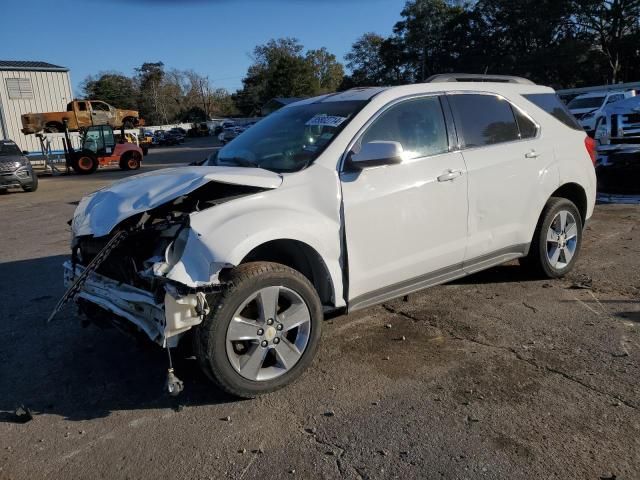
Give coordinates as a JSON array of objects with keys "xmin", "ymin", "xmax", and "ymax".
[{"xmin": 156, "ymin": 227, "xmax": 234, "ymax": 288}]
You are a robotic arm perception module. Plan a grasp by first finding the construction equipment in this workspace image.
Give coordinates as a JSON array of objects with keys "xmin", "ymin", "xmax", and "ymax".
[{"xmin": 71, "ymin": 125, "xmax": 144, "ymax": 174}]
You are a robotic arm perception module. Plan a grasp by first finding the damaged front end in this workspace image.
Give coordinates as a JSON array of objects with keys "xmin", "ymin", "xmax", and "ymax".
[{"xmin": 57, "ymin": 168, "xmax": 281, "ymax": 347}]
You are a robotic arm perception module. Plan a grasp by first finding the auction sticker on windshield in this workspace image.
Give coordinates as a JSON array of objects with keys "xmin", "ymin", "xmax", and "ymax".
[{"xmin": 305, "ymin": 115, "xmax": 348, "ymax": 128}]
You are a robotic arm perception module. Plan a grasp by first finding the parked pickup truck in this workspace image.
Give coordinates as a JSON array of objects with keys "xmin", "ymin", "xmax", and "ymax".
[
  {"xmin": 21, "ymin": 100, "xmax": 143, "ymax": 134},
  {"xmin": 594, "ymin": 95, "xmax": 640, "ymax": 194}
]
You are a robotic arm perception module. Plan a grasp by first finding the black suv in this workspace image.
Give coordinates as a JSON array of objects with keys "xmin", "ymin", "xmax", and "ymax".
[{"xmin": 0, "ymin": 140, "xmax": 38, "ymax": 193}]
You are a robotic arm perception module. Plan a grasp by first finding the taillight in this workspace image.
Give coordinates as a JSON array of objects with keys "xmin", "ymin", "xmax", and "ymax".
[{"xmin": 584, "ymin": 136, "xmax": 597, "ymax": 166}]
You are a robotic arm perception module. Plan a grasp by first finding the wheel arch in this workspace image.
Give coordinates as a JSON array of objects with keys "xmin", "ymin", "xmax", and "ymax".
[
  {"xmin": 549, "ymin": 183, "xmax": 588, "ymax": 225},
  {"xmin": 241, "ymin": 239, "xmax": 336, "ymax": 308}
]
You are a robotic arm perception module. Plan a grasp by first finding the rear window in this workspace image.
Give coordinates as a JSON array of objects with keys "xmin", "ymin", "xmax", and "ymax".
[{"xmin": 523, "ymin": 93, "xmax": 583, "ymax": 131}]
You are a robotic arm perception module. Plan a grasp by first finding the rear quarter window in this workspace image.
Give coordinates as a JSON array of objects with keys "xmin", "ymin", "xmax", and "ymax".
[{"xmin": 523, "ymin": 93, "xmax": 583, "ymax": 131}]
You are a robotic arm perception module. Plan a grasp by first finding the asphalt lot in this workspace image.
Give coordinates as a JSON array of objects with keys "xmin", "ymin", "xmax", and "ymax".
[{"xmin": 1, "ymin": 138, "xmax": 639, "ymax": 479}]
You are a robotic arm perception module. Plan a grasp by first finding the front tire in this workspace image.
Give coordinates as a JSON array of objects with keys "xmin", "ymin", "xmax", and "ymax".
[
  {"xmin": 520, "ymin": 197, "xmax": 583, "ymax": 278},
  {"xmin": 194, "ymin": 262, "xmax": 322, "ymax": 398},
  {"xmin": 72, "ymin": 151, "xmax": 99, "ymax": 175},
  {"xmin": 22, "ymin": 174, "xmax": 38, "ymax": 192}
]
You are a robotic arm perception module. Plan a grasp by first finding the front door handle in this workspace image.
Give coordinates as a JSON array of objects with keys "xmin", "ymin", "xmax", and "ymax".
[
  {"xmin": 525, "ymin": 150, "xmax": 540, "ymax": 159},
  {"xmin": 437, "ymin": 169, "xmax": 464, "ymax": 182}
]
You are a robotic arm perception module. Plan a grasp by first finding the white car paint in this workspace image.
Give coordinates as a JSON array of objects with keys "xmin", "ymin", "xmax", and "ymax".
[{"xmin": 68, "ymin": 81, "xmax": 596, "ymax": 346}]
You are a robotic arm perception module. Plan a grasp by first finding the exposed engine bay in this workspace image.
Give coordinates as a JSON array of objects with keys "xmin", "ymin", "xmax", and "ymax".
[{"xmin": 60, "ymin": 180, "xmax": 270, "ymax": 347}]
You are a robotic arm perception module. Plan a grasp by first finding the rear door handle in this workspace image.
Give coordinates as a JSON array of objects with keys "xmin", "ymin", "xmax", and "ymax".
[
  {"xmin": 525, "ymin": 150, "xmax": 540, "ymax": 159},
  {"xmin": 437, "ymin": 169, "xmax": 464, "ymax": 182}
]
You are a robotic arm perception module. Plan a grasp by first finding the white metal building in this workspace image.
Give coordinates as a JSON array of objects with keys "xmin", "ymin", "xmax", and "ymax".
[{"xmin": 0, "ymin": 60, "xmax": 73, "ymax": 152}]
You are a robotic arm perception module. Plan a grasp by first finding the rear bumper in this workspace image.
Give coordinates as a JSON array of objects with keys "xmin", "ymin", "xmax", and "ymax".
[{"xmin": 63, "ymin": 261, "xmax": 206, "ymax": 347}]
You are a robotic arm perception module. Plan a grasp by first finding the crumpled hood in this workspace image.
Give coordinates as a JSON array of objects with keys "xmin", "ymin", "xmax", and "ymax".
[{"xmin": 72, "ymin": 166, "xmax": 282, "ymax": 237}]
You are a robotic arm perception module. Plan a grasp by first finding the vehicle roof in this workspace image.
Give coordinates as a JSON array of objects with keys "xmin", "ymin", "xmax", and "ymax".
[{"xmin": 291, "ymin": 82, "xmax": 554, "ymax": 107}]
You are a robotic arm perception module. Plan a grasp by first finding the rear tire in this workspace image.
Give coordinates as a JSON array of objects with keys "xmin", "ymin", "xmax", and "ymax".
[
  {"xmin": 193, "ymin": 262, "xmax": 322, "ymax": 398},
  {"xmin": 123, "ymin": 119, "xmax": 135, "ymax": 130},
  {"xmin": 520, "ymin": 197, "xmax": 583, "ymax": 278},
  {"xmin": 72, "ymin": 151, "xmax": 99, "ymax": 175},
  {"xmin": 119, "ymin": 152, "xmax": 141, "ymax": 171}
]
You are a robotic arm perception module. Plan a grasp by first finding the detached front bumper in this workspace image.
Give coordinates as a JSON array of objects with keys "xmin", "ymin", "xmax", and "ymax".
[{"xmin": 63, "ymin": 260, "xmax": 208, "ymax": 347}]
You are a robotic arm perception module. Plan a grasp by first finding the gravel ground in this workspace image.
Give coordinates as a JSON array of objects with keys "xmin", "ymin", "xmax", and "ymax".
[{"xmin": 1, "ymin": 140, "xmax": 639, "ymax": 479}]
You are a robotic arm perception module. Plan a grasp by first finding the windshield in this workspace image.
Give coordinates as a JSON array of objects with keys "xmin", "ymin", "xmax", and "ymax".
[
  {"xmin": 0, "ymin": 142, "xmax": 21, "ymax": 156},
  {"xmin": 212, "ymin": 100, "xmax": 367, "ymax": 173},
  {"xmin": 568, "ymin": 96, "xmax": 605, "ymax": 110}
]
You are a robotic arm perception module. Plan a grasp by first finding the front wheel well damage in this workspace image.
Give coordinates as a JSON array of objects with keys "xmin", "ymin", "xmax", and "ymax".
[{"xmin": 241, "ymin": 240, "xmax": 335, "ymax": 307}]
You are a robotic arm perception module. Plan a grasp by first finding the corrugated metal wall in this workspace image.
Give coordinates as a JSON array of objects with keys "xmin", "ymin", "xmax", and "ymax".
[{"xmin": 0, "ymin": 69, "xmax": 73, "ymax": 152}]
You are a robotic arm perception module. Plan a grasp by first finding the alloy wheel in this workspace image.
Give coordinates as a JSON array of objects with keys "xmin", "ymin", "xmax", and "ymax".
[
  {"xmin": 546, "ymin": 210, "xmax": 578, "ymax": 269},
  {"xmin": 225, "ymin": 286, "xmax": 311, "ymax": 381}
]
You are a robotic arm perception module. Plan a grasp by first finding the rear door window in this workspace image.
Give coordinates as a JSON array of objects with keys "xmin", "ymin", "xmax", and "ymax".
[
  {"xmin": 523, "ymin": 93, "xmax": 583, "ymax": 131},
  {"xmin": 448, "ymin": 94, "xmax": 520, "ymax": 148}
]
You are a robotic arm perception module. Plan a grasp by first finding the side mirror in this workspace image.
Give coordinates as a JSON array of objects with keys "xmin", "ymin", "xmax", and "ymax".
[
  {"xmin": 350, "ymin": 141, "xmax": 404, "ymax": 168},
  {"xmin": 22, "ymin": 150, "xmax": 29, "ymax": 155}
]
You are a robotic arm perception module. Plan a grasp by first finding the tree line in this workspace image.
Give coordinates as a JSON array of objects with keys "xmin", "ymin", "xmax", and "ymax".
[
  {"xmin": 82, "ymin": 0, "xmax": 640, "ymax": 122},
  {"xmin": 343, "ymin": 0, "xmax": 640, "ymax": 90},
  {"xmin": 81, "ymin": 63, "xmax": 238, "ymax": 125}
]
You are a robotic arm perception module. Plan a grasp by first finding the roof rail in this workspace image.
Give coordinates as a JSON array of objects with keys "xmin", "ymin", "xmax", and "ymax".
[{"xmin": 425, "ymin": 73, "xmax": 535, "ymax": 85}]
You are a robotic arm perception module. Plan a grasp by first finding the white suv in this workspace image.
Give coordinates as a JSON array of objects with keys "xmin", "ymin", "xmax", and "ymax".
[{"xmin": 60, "ymin": 74, "xmax": 597, "ymax": 398}]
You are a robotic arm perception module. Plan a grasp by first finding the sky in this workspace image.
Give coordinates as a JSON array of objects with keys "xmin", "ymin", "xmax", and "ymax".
[{"xmin": 0, "ymin": 0, "xmax": 406, "ymax": 95}]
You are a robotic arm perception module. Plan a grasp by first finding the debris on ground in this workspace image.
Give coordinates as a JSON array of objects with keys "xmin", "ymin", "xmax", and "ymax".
[
  {"xmin": 324, "ymin": 410, "xmax": 335, "ymax": 417},
  {"xmin": 569, "ymin": 275, "xmax": 593, "ymax": 290},
  {"xmin": 13, "ymin": 405, "xmax": 33, "ymax": 424}
]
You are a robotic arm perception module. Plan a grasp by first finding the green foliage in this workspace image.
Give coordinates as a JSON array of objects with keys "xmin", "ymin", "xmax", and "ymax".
[
  {"xmin": 82, "ymin": 62, "xmax": 238, "ymax": 125},
  {"xmin": 80, "ymin": 73, "xmax": 138, "ymax": 110},
  {"xmin": 342, "ymin": 0, "xmax": 640, "ymax": 88},
  {"xmin": 234, "ymin": 38, "xmax": 345, "ymax": 115}
]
